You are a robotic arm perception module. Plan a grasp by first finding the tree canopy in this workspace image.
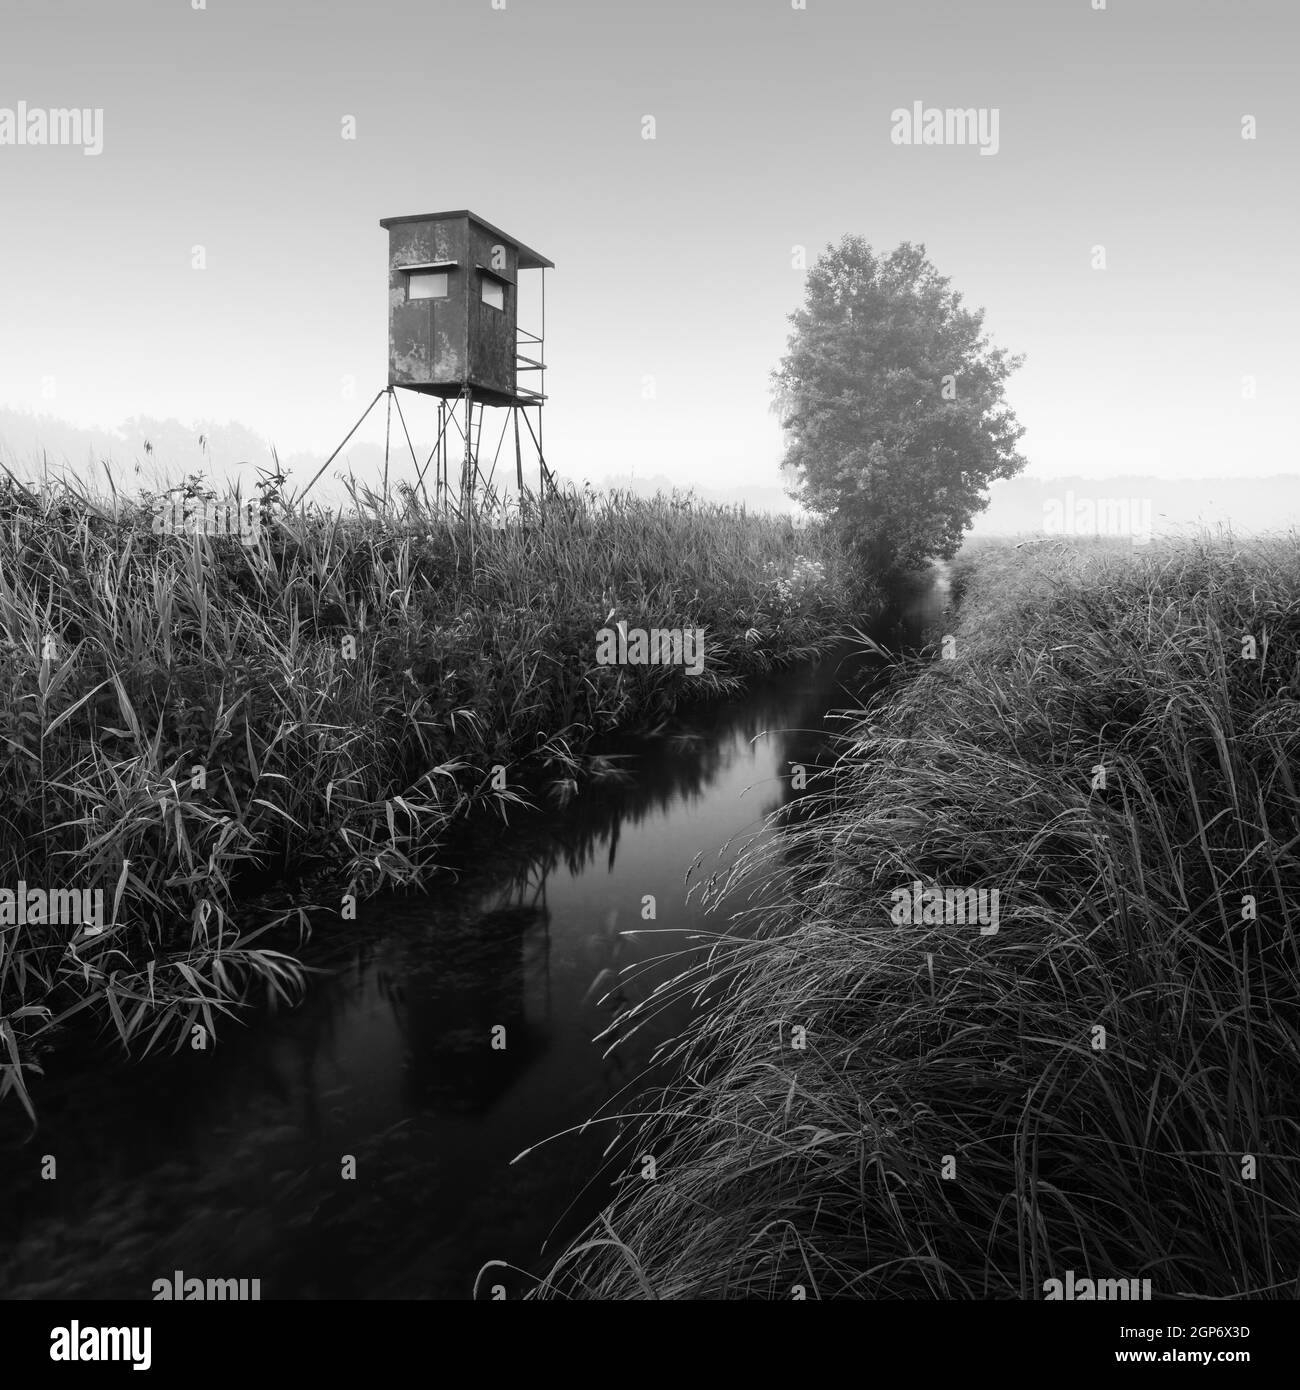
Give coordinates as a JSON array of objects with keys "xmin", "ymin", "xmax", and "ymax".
[{"xmin": 773, "ymin": 238, "xmax": 1027, "ymax": 574}]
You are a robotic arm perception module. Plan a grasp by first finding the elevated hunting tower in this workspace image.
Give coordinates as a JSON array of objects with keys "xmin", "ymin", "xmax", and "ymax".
[
  {"xmin": 305, "ymin": 209, "xmax": 555, "ymax": 517},
  {"xmin": 380, "ymin": 210, "xmax": 552, "ymax": 407}
]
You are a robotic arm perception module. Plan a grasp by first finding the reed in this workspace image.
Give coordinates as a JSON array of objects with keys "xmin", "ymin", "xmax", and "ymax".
[
  {"xmin": 529, "ymin": 530, "xmax": 1300, "ymax": 1299},
  {"xmin": 0, "ymin": 464, "xmax": 860, "ymax": 1118}
]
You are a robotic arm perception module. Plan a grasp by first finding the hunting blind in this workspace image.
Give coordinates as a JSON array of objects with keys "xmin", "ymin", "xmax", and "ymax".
[{"xmin": 305, "ymin": 209, "xmax": 555, "ymax": 516}]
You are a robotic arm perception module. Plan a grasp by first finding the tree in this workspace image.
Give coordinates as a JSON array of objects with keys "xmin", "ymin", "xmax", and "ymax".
[{"xmin": 773, "ymin": 238, "xmax": 1027, "ymax": 575}]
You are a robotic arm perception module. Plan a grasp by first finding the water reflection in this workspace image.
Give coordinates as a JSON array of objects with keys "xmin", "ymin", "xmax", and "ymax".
[{"xmin": 0, "ymin": 580, "xmax": 945, "ymax": 1300}]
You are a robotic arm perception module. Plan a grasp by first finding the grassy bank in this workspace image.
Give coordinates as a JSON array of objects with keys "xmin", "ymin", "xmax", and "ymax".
[
  {"xmin": 0, "ymin": 467, "xmax": 860, "ymax": 1118},
  {"xmin": 532, "ymin": 531, "xmax": 1300, "ymax": 1299}
]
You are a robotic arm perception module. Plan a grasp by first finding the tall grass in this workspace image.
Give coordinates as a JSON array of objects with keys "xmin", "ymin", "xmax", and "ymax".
[
  {"xmin": 0, "ymin": 464, "xmax": 860, "ymax": 1118},
  {"xmin": 530, "ymin": 531, "xmax": 1300, "ymax": 1299}
]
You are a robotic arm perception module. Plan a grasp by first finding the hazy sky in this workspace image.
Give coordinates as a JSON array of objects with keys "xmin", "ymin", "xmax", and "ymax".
[{"xmin": 1, "ymin": 0, "xmax": 1296, "ymax": 494}]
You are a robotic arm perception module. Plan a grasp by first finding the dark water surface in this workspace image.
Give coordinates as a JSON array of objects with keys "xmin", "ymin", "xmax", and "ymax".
[{"xmin": 0, "ymin": 586, "xmax": 945, "ymax": 1300}]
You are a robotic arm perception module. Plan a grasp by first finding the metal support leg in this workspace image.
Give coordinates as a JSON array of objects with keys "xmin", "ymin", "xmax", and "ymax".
[
  {"xmin": 382, "ymin": 388, "xmax": 392, "ymax": 509},
  {"xmin": 297, "ymin": 388, "xmax": 386, "ymax": 503}
]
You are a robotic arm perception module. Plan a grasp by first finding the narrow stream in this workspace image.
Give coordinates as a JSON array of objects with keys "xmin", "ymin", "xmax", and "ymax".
[{"xmin": 0, "ymin": 582, "xmax": 946, "ymax": 1299}]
